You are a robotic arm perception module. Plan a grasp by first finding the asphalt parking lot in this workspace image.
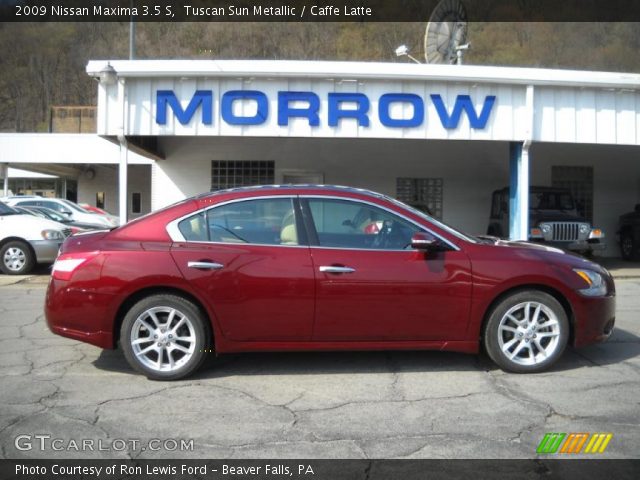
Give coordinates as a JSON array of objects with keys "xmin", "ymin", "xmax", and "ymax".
[{"xmin": 0, "ymin": 273, "xmax": 638, "ymax": 460}]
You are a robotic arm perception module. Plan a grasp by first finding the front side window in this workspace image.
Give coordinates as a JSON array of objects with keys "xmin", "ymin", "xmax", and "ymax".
[
  {"xmin": 306, "ymin": 198, "xmax": 420, "ymax": 250},
  {"xmin": 177, "ymin": 198, "xmax": 298, "ymax": 246}
]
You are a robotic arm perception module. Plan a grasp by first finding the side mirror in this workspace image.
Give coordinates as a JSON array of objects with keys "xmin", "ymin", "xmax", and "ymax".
[
  {"xmin": 61, "ymin": 210, "xmax": 72, "ymax": 217},
  {"xmin": 411, "ymin": 232, "xmax": 438, "ymax": 251}
]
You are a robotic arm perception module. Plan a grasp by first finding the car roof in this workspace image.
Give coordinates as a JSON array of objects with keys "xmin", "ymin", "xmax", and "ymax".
[{"xmin": 193, "ymin": 184, "xmax": 388, "ymax": 201}]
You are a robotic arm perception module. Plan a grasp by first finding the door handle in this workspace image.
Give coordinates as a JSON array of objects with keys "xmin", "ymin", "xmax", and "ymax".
[
  {"xmin": 319, "ymin": 265, "xmax": 356, "ymax": 274},
  {"xmin": 187, "ymin": 261, "xmax": 224, "ymax": 270}
]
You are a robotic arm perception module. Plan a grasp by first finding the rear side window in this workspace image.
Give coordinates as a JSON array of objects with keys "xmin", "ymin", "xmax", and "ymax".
[
  {"xmin": 178, "ymin": 212, "xmax": 207, "ymax": 241},
  {"xmin": 17, "ymin": 200, "xmax": 39, "ymax": 207},
  {"xmin": 177, "ymin": 198, "xmax": 299, "ymax": 246}
]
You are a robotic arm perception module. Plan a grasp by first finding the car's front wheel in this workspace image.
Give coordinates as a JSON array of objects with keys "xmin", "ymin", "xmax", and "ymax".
[
  {"xmin": 0, "ymin": 240, "xmax": 35, "ymax": 275},
  {"xmin": 484, "ymin": 290, "xmax": 569, "ymax": 373},
  {"xmin": 120, "ymin": 294, "xmax": 210, "ymax": 380}
]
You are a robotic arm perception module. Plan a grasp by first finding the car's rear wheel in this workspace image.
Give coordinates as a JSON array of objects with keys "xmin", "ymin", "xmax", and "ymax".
[
  {"xmin": 484, "ymin": 290, "xmax": 569, "ymax": 373},
  {"xmin": 0, "ymin": 241, "xmax": 35, "ymax": 275},
  {"xmin": 120, "ymin": 294, "xmax": 210, "ymax": 380}
]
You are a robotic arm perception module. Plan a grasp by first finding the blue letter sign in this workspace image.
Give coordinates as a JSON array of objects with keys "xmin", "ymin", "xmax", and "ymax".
[
  {"xmin": 277, "ymin": 92, "xmax": 320, "ymax": 126},
  {"xmin": 221, "ymin": 90, "xmax": 269, "ymax": 125},
  {"xmin": 155, "ymin": 90, "xmax": 496, "ymax": 130},
  {"xmin": 431, "ymin": 94, "xmax": 496, "ymax": 129},
  {"xmin": 378, "ymin": 94, "xmax": 424, "ymax": 128},
  {"xmin": 328, "ymin": 93, "xmax": 370, "ymax": 127},
  {"xmin": 156, "ymin": 90, "xmax": 213, "ymax": 125}
]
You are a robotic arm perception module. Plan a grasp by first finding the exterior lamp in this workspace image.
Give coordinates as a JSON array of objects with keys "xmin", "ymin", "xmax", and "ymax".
[
  {"xmin": 99, "ymin": 63, "xmax": 117, "ymax": 85},
  {"xmin": 395, "ymin": 45, "xmax": 422, "ymax": 64}
]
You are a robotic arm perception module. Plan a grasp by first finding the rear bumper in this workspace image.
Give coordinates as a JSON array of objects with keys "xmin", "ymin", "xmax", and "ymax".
[
  {"xmin": 45, "ymin": 278, "xmax": 116, "ymax": 349},
  {"xmin": 572, "ymin": 293, "xmax": 616, "ymax": 348},
  {"xmin": 30, "ymin": 239, "xmax": 63, "ymax": 263}
]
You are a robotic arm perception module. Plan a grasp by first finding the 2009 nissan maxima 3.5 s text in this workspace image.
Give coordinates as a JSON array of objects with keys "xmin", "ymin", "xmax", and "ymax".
[{"xmin": 45, "ymin": 185, "xmax": 616, "ymax": 380}]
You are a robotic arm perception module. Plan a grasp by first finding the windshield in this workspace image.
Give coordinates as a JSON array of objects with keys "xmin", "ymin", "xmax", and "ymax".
[
  {"xmin": 37, "ymin": 208, "xmax": 66, "ymax": 222},
  {"xmin": 60, "ymin": 199, "xmax": 91, "ymax": 213},
  {"xmin": 0, "ymin": 202, "xmax": 20, "ymax": 216},
  {"xmin": 385, "ymin": 196, "xmax": 479, "ymax": 244},
  {"xmin": 530, "ymin": 191, "xmax": 574, "ymax": 210}
]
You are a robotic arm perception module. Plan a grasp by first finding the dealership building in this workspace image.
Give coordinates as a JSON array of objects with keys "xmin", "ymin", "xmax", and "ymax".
[{"xmin": 1, "ymin": 59, "xmax": 639, "ymax": 256}]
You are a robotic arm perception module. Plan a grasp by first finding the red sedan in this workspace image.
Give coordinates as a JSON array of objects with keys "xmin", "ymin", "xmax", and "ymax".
[{"xmin": 45, "ymin": 186, "xmax": 616, "ymax": 380}]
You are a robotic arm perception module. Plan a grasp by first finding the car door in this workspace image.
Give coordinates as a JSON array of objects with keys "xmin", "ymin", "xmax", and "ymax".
[
  {"xmin": 170, "ymin": 196, "xmax": 316, "ymax": 342},
  {"xmin": 303, "ymin": 197, "xmax": 473, "ymax": 342}
]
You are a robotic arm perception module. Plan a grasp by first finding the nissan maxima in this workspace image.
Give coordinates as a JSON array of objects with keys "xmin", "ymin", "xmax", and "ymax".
[{"xmin": 45, "ymin": 186, "xmax": 616, "ymax": 380}]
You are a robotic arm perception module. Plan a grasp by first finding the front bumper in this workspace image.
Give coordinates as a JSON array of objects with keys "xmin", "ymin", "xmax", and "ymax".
[
  {"xmin": 572, "ymin": 293, "xmax": 616, "ymax": 348},
  {"xmin": 530, "ymin": 239, "xmax": 606, "ymax": 253},
  {"xmin": 29, "ymin": 239, "xmax": 64, "ymax": 263}
]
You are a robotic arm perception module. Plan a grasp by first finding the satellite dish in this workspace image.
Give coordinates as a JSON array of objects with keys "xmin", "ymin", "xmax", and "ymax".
[{"xmin": 424, "ymin": 0, "xmax": 469, "ymax": 65}]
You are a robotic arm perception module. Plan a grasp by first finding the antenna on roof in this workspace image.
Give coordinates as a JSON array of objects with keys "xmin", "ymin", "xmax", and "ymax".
[{"xmin": 424, "ymin": 0, "xmax": 469, "ymax": 65}]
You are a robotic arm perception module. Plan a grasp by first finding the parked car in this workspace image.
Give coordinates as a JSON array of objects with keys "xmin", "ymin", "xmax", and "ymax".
[
  {"xmin": 5, "ymin": 196, "xmax": 116, "ymax": 228},
  {"xmin": 617, "ymin": 204, "xmax": 640, "ymax": 260},
  {"xmin": 14, "ymin": 206, "xmax": 101, "ymax": 234},
  {"xmin": 0, "ymin": 201, "xmax": 70, "ymax": 275},
  {"xmin": 46, "ymin": 185, "xmax": 616, "ymax": 380},
  {"xmin": 488, "ymin": 186, "xmax": 605, "ymax": 256},
  {"xmin": 79, "ymin": 203, "xmax": 120, "ymax": 225}
]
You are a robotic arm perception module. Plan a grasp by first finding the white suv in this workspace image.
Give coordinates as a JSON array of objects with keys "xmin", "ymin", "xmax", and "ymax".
[
  {"xmin": 5, "ymin": 196, "xmax": 116, "ymax": 228},
  {"xmin": 0, "ymin": 201, "xmax": 70, "ymax": 275}
]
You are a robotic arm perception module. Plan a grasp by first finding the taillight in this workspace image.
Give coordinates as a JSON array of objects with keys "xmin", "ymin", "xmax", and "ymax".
[{"xmin": 51, "ymin": 252, "xmax": 99, "ymax": 281}]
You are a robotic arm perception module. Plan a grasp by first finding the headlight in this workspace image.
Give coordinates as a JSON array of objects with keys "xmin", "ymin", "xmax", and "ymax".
[
  {"xmin": 530, "ymin": 227, "xmax": 543, "ymax": 239},
  {"xmin": 579, "ymin": 224, "xmax": 590, "ymax": 234},
  {"xmin": 573, "ymin": 269, "xmax": 607, "ymax": 297},
  {"xmin": 589, "ymin": 228, "xmax": 604, "ymax": 239},
  {"xmin": 540, "ymin": 223, "xmax": 551, "ymax": 234},
  {"xmin": 41, "ymin": 230, "xmax": 64, "ymax": 241}
]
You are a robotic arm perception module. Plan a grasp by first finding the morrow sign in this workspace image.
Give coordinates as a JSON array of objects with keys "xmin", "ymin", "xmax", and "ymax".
[{"xmin": 156, "ymin": 90, "xmax": 496, "ymax": 129}]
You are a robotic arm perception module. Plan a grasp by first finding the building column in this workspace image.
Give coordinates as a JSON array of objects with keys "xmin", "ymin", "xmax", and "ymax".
[
  {"xmin": 118, "ymin": 139, "xmax": 128, "ymax": 225},
  {"xmin": 509, "ymin": 142, "xmax": 530, "ymax": 241},
  {"xmin": 117, "ymin": 76, "xmax": 128, "ymax": 225},
  {"xmin": 1, "ymin": 163, "xmax": 8, "ymax": 196}
]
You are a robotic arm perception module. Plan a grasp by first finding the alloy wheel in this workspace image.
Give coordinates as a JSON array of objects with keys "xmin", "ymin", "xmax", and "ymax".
[
  {"xmin": 497, "ymin": 301, "xmax": 561, "ymax": 366},
  {"xmin": 130, "ymin": 306, "xmax": 196, "ymax": 372}
]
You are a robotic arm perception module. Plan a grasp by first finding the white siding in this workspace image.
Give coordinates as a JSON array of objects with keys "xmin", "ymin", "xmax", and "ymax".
[{"xmin": 534, "ymin": 87, "xmax": 640, "ymax": 146}]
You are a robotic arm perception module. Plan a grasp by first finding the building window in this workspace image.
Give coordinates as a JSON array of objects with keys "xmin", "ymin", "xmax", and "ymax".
[
  {"xmin": 396, "ymin": 178, "xmax": 444, "ymax": 219},
  {"xmin": 552, "ymin": 166, "xmax": 594, "ymax": 222},
  {"xmin": 211, "ymin": 161, "xmax": 274, "ymax": 191},
  {"xmin": 131, "ymin": 192, "xmax": 141, "ymax": 214},
  {"xmin": 96, "ymin": 192, "xmax": 105, "ymax": 209}
]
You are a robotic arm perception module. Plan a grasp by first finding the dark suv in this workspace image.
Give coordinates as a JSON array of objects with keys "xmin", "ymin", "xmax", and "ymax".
[
  {"xmin": 618, "ymin": 204, "xmax": 640, "ymax": 260},
  {"xmin": 488, "ymin": 186, "xmax": 605, "ymax": 255}
]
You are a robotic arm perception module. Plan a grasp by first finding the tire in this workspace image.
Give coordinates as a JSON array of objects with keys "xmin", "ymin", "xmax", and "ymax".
[
  {"xmin": 484, "ymin": 290, "xmax": 569, "ymax": 373},
  {"xmin": 620, "ymin": 232, "xmax": 637, "ymax": 261},
  {"xmin": 0, "ymin": 240, "xmax": 35, "ymax": 275},
  {"xmin": 120, "ymin": 294, "xmax": 211, "ymax": 380}
]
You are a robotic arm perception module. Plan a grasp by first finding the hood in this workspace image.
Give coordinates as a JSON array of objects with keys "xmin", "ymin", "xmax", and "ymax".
[
  {"xmin": 478, "ymin": 236, "xmax": 608, "ymax": 274},
  {"xmin": 1, "ymin": 213, "xmax": 69, "ymax": 231},
  {"xmin": 529, "ymin": 210, "xmax": 587, "ymax": 224}
]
